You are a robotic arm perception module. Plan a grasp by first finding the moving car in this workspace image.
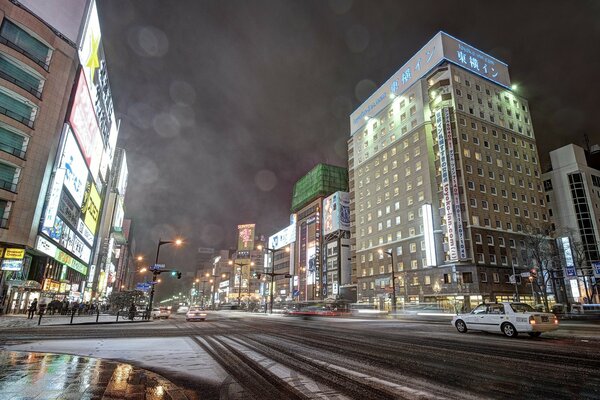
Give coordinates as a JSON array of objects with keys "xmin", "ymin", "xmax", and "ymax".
[
  {"xmin": 452, "ymin": 302, "xmax": 559, "ymax": 338},
  {"xmin": 151, "ymin": 307, "xmax": 170, "ymax": 319},
  {"xmin": 176, "ymin": 306, "xmax": 189, "ymax": 314},
  {"xmin": 186, "ymin": 306, "xmax": 207, "ymax": 322}
]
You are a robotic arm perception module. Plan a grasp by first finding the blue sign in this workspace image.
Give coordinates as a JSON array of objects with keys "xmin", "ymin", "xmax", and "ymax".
[
  {"xmin": 136, "ymin": 282, "xmax": 151, "ymax": 292},
  {"xmin": 293, "ymin": 289, "xmax": 300, "ymax": 297},
  {"xmin": 565, "ymin": 266, "xmax": 577, "ymax": 278},
  {"xmin": 593, "ymin": 262, "xmax": 600, "ymax": 277},
  {"xmin": 149, "ymin": 264, "xmax": 165, "ymax": 271}
]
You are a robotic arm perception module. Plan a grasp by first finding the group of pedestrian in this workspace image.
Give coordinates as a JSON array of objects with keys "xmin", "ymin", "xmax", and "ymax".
[{"xmin": 27, "ymin": 298, "xmax": 109, "ymax": 318}]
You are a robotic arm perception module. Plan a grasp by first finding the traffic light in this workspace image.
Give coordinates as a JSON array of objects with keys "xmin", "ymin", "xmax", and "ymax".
[{"xmin": 171, "ymin": 271, "xmax": 182, "ymax": 279}]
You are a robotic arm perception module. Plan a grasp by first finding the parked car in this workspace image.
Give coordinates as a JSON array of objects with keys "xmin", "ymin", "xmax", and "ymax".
[
  {"xmin": 186, "ymin": 306, "xmax": 207, "ymax": 321},
  {"xmin": 151, "ymin": 307, "xmax": 170, "ymax": 319},
  {"xmin": 452, "ymin": 302, "xmax": 559, "ymax": 338}
]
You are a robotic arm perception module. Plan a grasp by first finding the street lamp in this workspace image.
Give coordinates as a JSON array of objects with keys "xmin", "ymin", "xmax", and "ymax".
[
  {"xmin": 257, "ymin": 245, "xmax": 291, "ymax": 314},
  {"xmin": 147, "ymin": 237, "xmax": 183, "ymax": 316},
  {"xmin": 228, "ymin": 260, "xmax": 255, "ymax": 307},
  {"xmin": 378, "ymin": 249, "xmax": 397, "ymax": 314}
]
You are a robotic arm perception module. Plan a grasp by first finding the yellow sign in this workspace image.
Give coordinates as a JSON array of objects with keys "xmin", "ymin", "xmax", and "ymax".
[
  {"xmin": 82, "ymin": 181, "xmax": 101, "ymax": 234},
  {"xmin": 4, "ymin": 248, "xmax": 25, "ymax": 259}
]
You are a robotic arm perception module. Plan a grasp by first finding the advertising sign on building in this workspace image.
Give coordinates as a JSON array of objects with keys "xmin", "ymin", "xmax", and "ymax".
[
  {"xmin": 59, "ymin": 127, "xmax": 88, "ymax": 206},
  {"xmin": 268, "ymin": 223, "xmax": 296, "ymax": 250},
  {"xmin": 560, "ymin": 237, "xmax": 577, "ymax": 277},
  {"xmin": 443, "ymin": 108, "xmax": 466, "ymax": 260},
  {"xmin": 237, "ymin": 224, "xmax": 255, "ymax": 251},
  {"xmin": 1, "ymin": 259, "xmax": 23, "ymax": 271},
  {"xmin": 436, "ymin": 109, "xmax": 458, "ymax": 261},
  {"xmin": 43, "ymin": 169, "xmax": 65, "ymax": 229},
  {"xmin": 82, "ymin": 180, "xmax": 101, "ymax": 234},
  {"xmin": 69, "ymin": 71, "xmax": 103, "ymax": 183},
  {"xmin": 350, "ymin": 31, "xmax": 511, "ymax": 136},
  {"xmin": 323, "ymin": 191, "xmax": 351, "ymax": 235}
]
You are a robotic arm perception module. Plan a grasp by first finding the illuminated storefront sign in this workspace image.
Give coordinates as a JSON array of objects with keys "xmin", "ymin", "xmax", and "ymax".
[
  {"xmin": 4, "ymin": 248, "xmax": 25, "ymax": 259},
  {"xmin": 268, "ymin": 223, "xmax": 296, "ymax": 250},
  {"xmin": 560, "ymin": 237, "xmax": 576, "ymax": 277},
  {"xmin": 77, "ymin": 220, "xmax": 94, "ymax": 246},
  {"xmin": 436, "ymin": 109, "xmax": 457, "ymax": 261},
  {"xmin": 237, "ymin": 224, "xmax": 255, "ymax": 251},
  {"xmin": 443, "ymin": 108, "xmax": 466, "ymax": 259},
  {"xmin": 58, "ymin": 190, "xmax": 80, "ymax": 227},
  {"xmin": 1, "ymin": 259, "xmax": 23, "ymax": 271},
  {"xmin": 36, "ymin": 236, "xmax": 57, "ymax": 257},
  {"xmin": 55, "ymin": 248, "xmax": 87, "ymax": 275},
  {"xmin": 43, "ymin": 278, "xmax": 60, "ymax": 292},
  {"xmin": 350, "ymin": 31, "xmax": 511, "ymax": 135},
  {"xmin": 59, "ymin": 127, "xmax": 88, "ymax": 206}
]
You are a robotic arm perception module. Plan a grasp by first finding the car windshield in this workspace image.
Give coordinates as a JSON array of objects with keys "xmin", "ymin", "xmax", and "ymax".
[{"xmin": 510, "ymin": 303, "xmax": 534, "ymax": 313}]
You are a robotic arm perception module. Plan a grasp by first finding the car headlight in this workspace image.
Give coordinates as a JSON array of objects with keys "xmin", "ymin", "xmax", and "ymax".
[{"xmin": 529, "ymin": 316, "xmax": 536, "ymax": 324}]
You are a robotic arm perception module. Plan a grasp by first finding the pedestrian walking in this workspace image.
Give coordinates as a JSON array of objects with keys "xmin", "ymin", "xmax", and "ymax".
[{"xmin": 27, "ymin": 299, "xmax": 38, "ymax": 319}]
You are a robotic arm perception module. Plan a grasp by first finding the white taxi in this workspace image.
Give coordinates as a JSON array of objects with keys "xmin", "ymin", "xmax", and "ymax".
[{"xmin": 452, "ymin": 302, "xmax": 559, "ymax": 338}]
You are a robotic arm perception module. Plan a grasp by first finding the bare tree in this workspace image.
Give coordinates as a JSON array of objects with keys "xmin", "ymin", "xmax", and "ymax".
[
  {"xmin": 571, "ymin": 240, "xmax": 595, "ymax": 303},
  {"xmin": 520, "ymin": 221, "xmax": 562, "ymax": 311}
]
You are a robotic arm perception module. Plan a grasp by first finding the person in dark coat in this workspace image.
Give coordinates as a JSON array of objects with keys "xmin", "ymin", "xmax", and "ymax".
[{"xmin": 28, "ymin": 299, "xmax": 38, "ymax": 319}]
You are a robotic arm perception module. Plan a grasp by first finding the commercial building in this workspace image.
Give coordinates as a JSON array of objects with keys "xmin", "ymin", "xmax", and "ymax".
[
  {"xmin": 543, "ymin": 144, "xmax": 600, "ymax": 304},
  {"xmin": 348, "ymin": 32, "xmax": 549, "ymax": 311},
  {"xmin": 291, "ymin": 164, "xmax": 348, "ymax": 302},
  {"xmin": 0, "ymin": 0, "xmax": 83, "ymax": 312},
  {"xmin": 0, "ymin": 0, "xmax": 126, "ymax": 312}
]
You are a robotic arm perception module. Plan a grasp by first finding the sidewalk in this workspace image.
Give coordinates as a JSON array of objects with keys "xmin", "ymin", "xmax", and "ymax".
[
  {"xmin": 0, "ymin": 351, "xmax": 195, "ymax": 399},
  {"xmin": 0, "ymin": 314, "xmax": 151, "ymax": 329}
]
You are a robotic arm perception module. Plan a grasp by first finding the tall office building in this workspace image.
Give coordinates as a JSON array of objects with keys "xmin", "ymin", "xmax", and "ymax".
[
  {"xmin": 543, "ymin": 144, "xmax": 600, "ymax": 304},
  {"xmin": 348, "ymin": 32, "xmax": 549, "ymax": 311}
]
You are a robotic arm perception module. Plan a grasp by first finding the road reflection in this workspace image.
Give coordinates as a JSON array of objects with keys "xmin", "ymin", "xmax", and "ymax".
[{"xmin": 0, "ymin": 351, "xmax": 180, "ymax": 399}]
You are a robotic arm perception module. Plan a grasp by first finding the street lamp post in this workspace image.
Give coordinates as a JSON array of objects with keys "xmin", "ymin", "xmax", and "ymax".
[
  {"xmin": 228, "ymin": 260, "xmax": 255, "ymax": 308},
  {"xmin": 147, "ymin": 238, "xmax": 182, "ymax": 316},
  {"xmin": 258, "ymin": 245, "xmax": 291, "ymax": 314},
  {"xmin": 379, "ymin": 249, "xmax": 397, "ymax": 314}
]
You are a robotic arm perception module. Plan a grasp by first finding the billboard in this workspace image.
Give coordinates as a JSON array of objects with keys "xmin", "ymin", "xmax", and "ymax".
[
  {"xmin": 79, "ymin": 0, "xmax": 119, "ymax": 164},
  {"xmin": 268, "ymin": 223, "xmax": 296, "ymax": 250},
  {"xmin": 69, "ymin": 70, "xmax": 103, "ymax": 183},
  {"xmin": 237, "ymin": 224, "xmax": 255, "ymax": 251},
  {"xmin": 81, "ymin": 179, "xmax": 101, "ymax": 234},
  {"xmin": 1, "ymin": 259, "xmax": 23, "ymax": 271},
  {"xmin": 116, "ymin": 150, "xmax": 128, "ymax": 196},
  {"xmin": 323, "ymin": 191, "xmax": 350, "ymax": 235},
  {"xmin": 59, "ymin": 127, "xmax": 88, "ymax": 206},
  {"xmin": 112, "ymin": 196, "xmax": 125, "ymax": 231},
  {"xmin": 43, "ymin": 169, "xmax": 65, "ymax": 229}
]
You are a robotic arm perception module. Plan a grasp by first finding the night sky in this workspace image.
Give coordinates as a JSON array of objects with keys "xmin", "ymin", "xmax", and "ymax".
[{"xmin": 97, "ymin": 0, "xmax": 600, "ymax": 282}]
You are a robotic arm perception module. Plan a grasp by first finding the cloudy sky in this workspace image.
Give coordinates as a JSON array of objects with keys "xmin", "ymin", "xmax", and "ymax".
[{"xmin": 97, "ymin": 0, "xmax": 599, "ymax": 280}]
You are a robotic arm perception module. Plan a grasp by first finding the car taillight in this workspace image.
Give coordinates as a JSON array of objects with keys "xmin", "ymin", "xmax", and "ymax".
[
  {"xmin": 529, "ymin": 316, "xmax": 536, "ymax": 324},
  {"xmin": 554, "ymin": 317, "xmax": 559, "ymax": 325}
]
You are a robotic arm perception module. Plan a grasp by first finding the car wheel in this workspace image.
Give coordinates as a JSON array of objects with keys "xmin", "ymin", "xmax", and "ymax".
[
  {"xmin": 455, "ymin": 319, "xmax": 468, "ymax": 333},
  {"xmin": 501, "ymin": 322, "xmax": 518, "ymax": 338},
  {"xmin": 528, "ymin": 332, "xmax": 542, "ymax": 338}
]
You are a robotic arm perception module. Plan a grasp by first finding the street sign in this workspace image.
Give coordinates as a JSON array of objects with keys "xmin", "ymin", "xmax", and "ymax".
[
  {"xmin": 136, "ymin": 283, "xmax": 151, "ymax": 292},
  {"xmin": 150, "ymin": 264, "xmax": 165, "ymax": 271},
  {"xmin": 293, "ymin": 289, "xmax": 300, "ymax": 297},
  {"xmin": 520, "ymin": 272, "xmax": 530, "ymax": 278},
  {"xmin": 509, "ymin": 275, "xmax": 516, "ymax": 284},
  {"xmin": 593, "ymin": 261, "xmax": 600, "ymax": 277}
]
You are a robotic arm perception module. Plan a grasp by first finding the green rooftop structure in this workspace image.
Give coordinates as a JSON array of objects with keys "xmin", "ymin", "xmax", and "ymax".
[{"xmin": 291, "ymin": 164, "xmax": 348, "ymax": 213}]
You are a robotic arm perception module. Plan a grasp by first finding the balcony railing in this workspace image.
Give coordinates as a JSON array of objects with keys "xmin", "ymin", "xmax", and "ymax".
[
  {"xmin": 0, "ymin": 178, "xmax": 17, "ymax": 193},
  {"xmin": 0, "ymin": 105, "xmax": 33, "ymax": 128},
  {"xmin": 0, "ymin": 142, "xmax": 26, "ymax": 159},
  {"xmin": 0, "ymin": 35, "xmax": 49, "ymax": 71},
  {"xmin": 0, "ymin": 69, "xmax": 42, "ymax": 99}
]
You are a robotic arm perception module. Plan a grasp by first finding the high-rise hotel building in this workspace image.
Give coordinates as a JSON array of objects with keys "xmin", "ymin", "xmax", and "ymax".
[{"xmin": 348, "ymin": 32, "xmax": 548, "ymax": 311}]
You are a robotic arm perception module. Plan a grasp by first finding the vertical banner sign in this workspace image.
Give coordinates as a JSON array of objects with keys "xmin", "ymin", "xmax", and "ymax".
[
  {"xmin": 561, "ymin": 237, "xmax": 577, "ymax": 277},
  {"xmin": 443, "ymin": 108, "xmax": 467, "ymax": 259},
  {"xmin": 315, "ymin": 206, "xmax": 323, "ymax": 296},
  {"xmin": 237, "ymin": 224, "xmax": 255, "ymax": 251},
  {"xmin": 435, "ymin": 109, "xmax": 458, "ymax": 261},
  {"xmin": 300, "ymin": 221, "xmax": 307, "ymax": 289}
]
